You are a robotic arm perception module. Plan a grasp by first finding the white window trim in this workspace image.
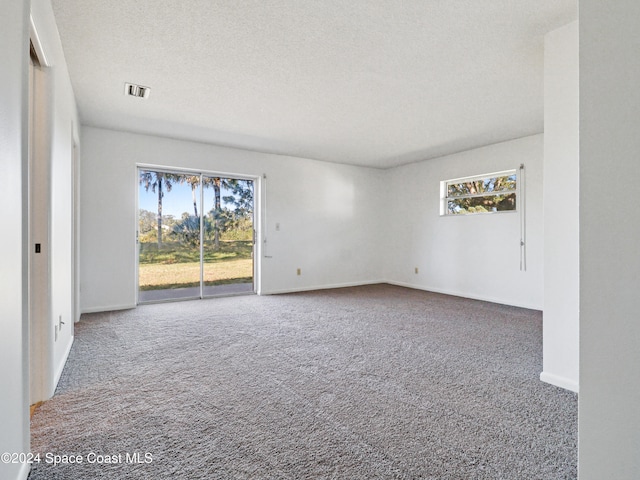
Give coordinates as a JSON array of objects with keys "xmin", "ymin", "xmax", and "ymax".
[{"xmin": 440, "ymin": 169, "xmax": 518, "ymax": 216}]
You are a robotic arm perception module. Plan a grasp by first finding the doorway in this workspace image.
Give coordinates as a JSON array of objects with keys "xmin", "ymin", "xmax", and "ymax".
[
  {"xmin": 137, "ymin": 167, "xmax": 256, "ymax": 303},
  {"xmin": 28, "ymin": 36, "xmax": 50, "ymax": 404}
]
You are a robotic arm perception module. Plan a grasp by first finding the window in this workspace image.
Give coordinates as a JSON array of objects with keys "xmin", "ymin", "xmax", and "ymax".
[{"xmin": 441, "ymin": 170, "xmax": 517, "ymax": 215}]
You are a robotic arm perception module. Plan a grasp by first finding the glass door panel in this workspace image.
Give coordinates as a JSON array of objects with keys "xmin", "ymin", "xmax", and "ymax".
[
  {"xmin": 201, "ymin": 176, "xmax": 255, "ymax": 297},
  {"xmin": 138, "ymin": 170, "xmax": 202, "ymax": 302}
]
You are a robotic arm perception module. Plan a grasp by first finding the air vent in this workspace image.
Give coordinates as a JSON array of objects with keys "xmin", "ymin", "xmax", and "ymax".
[{"xmin": 124, "ymin": 82, "xmax": 151, "ymax": 99}]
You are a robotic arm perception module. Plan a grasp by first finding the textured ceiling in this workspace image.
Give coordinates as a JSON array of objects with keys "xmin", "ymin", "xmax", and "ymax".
[{"xmin": 51, "ymin": 0, "xmax": 577, "ymax": 168}]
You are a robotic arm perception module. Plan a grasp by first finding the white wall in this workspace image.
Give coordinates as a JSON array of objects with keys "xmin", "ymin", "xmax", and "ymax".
[
  {"xmin": 0, "ymin": 2, "xmax": 30, "ymax": 480},
  {"xmin": 579, "ymin": 1, "xmax": 640, "ymax": 478},
  {"xmin": 541, "ymin": 21, "xmax": 579, "ymax": 393},
  {"xmin": 81, "ymin": 130, "xmax": 545, "ymax": 313},
  {"xmin": 80, "ymin": 127, "xmax": 385, "ymax": 311},
  {"xmin": 30, "ymin": 0, "xmax": 80, "ymax": 401},
  {"xmin": 384, "ymin": 135, "xmax": 543, "ymax": 310}
]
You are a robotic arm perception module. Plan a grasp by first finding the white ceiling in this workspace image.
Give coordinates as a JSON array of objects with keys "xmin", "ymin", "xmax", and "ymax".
[{"xmin": 51, "ymin": 0, "xmax": 577, "ymax": 169}]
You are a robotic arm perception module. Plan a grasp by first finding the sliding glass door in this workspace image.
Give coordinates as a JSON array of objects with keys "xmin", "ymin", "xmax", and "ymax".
[
  {"xmin": 202, "ymin": 176, "xmax": 254, "ymax": 297},
  {"xmin": 137, "ymin": 168, "xmax": 254, "ymax": 303}
]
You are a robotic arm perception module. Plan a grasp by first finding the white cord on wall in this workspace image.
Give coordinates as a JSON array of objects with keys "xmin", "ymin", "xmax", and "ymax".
[
  {"xmin": 519, "ymin": 163, "xmax": 526, "ymax": 271},
  {"xmin": 262, "ymin": 173, "xmax": 272, "ymax": 258}
]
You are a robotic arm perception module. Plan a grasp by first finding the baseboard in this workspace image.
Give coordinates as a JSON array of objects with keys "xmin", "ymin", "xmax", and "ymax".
[
  {"xmin": 81, "ymin": 303, "xmax": 136, "ymax": 314},
  {"xmin": 80, "ymin": 283, "xmax": 540, "ymax": 311},
  {"xmin": 385, "ymin": 280, "xmax": 542, "ymax": 311},
  {"xmin": 17, "ymin": 461, "xmax": 30, "ymax": 480},
  {"xmin": 540, "ymin": 371, "xmax": 579, "ymax": 393},
  {"xmin": 263, "ymin": 280, "xmax": 386, "ymax": 296},
  {"xmin": 53, "ymin": 335, "xmax": 74, "ymax": 390}
]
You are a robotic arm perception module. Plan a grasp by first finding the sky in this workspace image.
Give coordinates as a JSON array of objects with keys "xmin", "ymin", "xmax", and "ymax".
[{"xmin": 139, "ymin": 177, "xmax": 248, "ymax": 218}]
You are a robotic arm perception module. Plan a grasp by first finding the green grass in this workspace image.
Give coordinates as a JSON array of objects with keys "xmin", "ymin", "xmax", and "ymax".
[
  {"xmin": 138, "ymin": 240, "xmax": 254, "ymax": 290},
  {"xmin": 139, "ymin": 240, "xmax": 253, "ymax": 264}
]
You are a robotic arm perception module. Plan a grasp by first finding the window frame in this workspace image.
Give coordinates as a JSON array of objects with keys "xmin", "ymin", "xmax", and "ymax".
[{"xmin": 440, "ymin": 169, "xmax": 518, "ymax": 216}]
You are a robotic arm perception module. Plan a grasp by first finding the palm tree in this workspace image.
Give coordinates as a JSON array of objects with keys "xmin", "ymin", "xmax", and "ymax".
[
  {"xmin": 223, "ymin": 179, "xmax": 254, "ymax": 217},
  {"xmin": 182, "ymin": 175, "xmax": 201, "ymax": 217},
  {"xmin": 207, "ymin": 178, "xmax": 253, "ymax": 249},
  {"xmin": 197, "ymin": 176, "xmax": 223, "ymax": 249},
  {"xmin": 139, "ymin": 170, "xmax": 177, "ymax": 246},
  {"xmin": 212, "ymin": 177, "xmax": 222, "ymax": 248}
]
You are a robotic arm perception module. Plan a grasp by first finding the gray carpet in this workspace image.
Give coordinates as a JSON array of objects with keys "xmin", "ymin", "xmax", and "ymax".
[{"xmin": 28, "ymin": 284, "xmax": 577, "ymax": 479}]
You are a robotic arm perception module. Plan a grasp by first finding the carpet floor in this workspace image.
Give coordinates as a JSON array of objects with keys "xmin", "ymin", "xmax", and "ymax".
[{"xmin": 28, "ymin": 284, "xmax": 577, "ymax": 479}]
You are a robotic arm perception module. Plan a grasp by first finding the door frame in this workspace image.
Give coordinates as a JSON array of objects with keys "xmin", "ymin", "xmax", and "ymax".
[{"xmin": 135, "ymin": 164, "xmax": 261, "ymax": 304}]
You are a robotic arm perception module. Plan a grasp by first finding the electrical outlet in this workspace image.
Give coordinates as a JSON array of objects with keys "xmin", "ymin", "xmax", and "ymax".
[{"xmin": 297, "ymin": 268, "xmax": 301, "ymax": 276}]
